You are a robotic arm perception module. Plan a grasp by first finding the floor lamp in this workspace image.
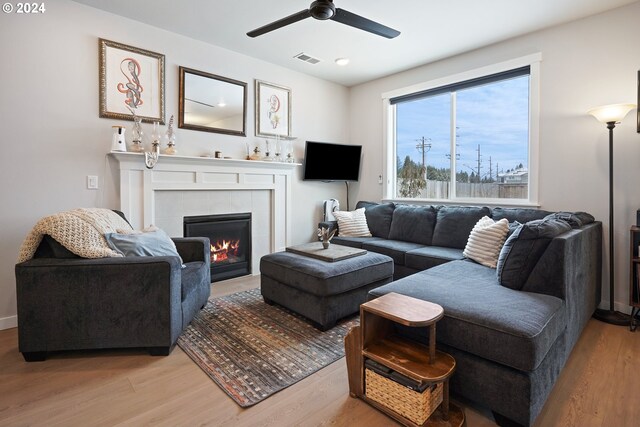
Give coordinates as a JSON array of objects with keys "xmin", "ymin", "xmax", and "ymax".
[{"xmin": 588, "ymin": 103, "xmax": 636, "ymax": 325}]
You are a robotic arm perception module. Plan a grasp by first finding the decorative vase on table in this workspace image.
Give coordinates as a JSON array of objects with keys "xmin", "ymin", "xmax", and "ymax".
[{"xmin": 317, "ymin": 226, "xmax": 336, "ymax": 250}]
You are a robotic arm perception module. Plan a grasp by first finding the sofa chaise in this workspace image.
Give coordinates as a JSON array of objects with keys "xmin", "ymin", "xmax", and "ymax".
[{"xmin": 322, "ymin": 201, "xmax": 602, "ymax": 427}]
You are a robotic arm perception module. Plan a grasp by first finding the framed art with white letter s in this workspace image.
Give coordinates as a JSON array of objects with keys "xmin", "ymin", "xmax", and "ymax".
[{"xmin": 99, "ymin": 38, "xmax": 165, "ymax": 124}]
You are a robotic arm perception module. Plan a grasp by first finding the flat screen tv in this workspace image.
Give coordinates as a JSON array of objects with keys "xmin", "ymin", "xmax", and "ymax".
[{"xmin": 303, "ymin": 141, "xmax": 362, "ymax": 181}]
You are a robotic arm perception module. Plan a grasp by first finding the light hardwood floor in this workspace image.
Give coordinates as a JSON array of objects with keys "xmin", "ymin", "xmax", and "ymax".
[{"xmin": 1, "ymin": 275, "xmax": 639, "ymax": 427}]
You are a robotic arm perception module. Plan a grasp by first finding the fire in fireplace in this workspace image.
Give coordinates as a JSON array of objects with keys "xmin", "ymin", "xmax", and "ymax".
[
  {"xmin": 183, "ymin": 213, "xmax": 251, "ymax": 282},
  {"xmin": 211, "ymin": 239, "xmax": 240, "ymax": 263}
]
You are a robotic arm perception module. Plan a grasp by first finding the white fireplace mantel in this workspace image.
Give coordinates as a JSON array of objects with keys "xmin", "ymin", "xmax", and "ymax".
[{"xmin": 109, "ymin": 152, "xmax": 299, "ymax": 253}]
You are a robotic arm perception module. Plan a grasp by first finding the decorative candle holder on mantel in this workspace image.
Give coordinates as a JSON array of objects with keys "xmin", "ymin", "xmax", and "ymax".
[
  {"xmin": 261, "ymin": 135, "xmax": 297, "ymax": 163},
  {"xmin": 128, "ymin": 106, "xmax": 145, "ymax": 153},
  {"xmin": 249, "ymin": 142, "xmax": 263, "ymax": 161},
  {"xmin": 163, "ymin": 115, "xmax": 177, "ymax": 155}
]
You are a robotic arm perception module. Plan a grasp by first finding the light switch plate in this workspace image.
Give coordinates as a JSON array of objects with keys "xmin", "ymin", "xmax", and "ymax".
[{"xmin": 87, "ymin": 175, "xmax": 99, "ymax": 189}]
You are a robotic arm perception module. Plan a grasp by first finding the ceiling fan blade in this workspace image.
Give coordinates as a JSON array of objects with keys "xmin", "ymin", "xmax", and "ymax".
[
  {"xmin": 331, "ymin": 8, "xmax": 400, "ymax": 39},
  {"xmin": 247, "ymin": 9, "xmax": 312, "ymax": 38}
]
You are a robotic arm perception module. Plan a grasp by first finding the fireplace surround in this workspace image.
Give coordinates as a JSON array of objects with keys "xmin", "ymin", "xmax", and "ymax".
[{"xmin": 109, "ymin": 152, "xmax": 298, "ymax": 277}]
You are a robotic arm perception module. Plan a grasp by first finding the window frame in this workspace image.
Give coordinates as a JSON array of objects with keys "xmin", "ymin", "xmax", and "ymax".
[{"xmin": 382, "ymin": 54, "xmax": 541, "ymax": 207}]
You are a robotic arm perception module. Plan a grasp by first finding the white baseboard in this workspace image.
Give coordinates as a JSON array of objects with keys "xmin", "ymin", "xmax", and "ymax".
[{"xmin": 0, "ymin": 315, "xmax": 17, "ymax": 330}]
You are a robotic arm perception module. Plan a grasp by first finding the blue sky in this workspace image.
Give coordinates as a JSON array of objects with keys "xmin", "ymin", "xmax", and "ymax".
[{"xmin": 396, "ymin": 76, "xmax": 529, "ymax": 178}]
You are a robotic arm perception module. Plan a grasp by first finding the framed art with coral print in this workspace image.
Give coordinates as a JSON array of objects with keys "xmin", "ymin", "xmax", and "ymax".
[
  {"xmin": 255, "ymin": 80, "xmax": 291, "ymax": 137},
  {"xmin": 99, "ymin": 38, "xmax": 165, "ymax": 124}
]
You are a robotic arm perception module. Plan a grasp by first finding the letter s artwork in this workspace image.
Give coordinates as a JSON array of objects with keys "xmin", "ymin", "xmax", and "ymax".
[{"xmin": 117, "ymin": 58, "xmax": 144, "ymax": 109}]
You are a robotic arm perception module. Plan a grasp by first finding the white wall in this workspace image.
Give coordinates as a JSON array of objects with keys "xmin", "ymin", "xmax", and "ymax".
[
  {"xmin": 0, "ymin": 0, "xmax": 349, "ymax": 328},
  {"xmin": 350, "ymin": 2, "xmax": 640, "ymax": 312}
]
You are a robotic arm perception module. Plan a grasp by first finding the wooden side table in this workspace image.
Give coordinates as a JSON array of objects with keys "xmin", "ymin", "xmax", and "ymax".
[{"xmin": 345, "ymin": 292, "xmax": 465, "ymax": 427}]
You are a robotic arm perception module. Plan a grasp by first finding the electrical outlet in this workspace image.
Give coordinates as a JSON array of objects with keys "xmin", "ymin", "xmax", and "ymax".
[
  {"xmin": 87, "ymin": 175, "xmax": 99, "ymax": 190},
  {"xmin": 378, "ymin": 175, "xmax": 383, "ymax": 185}
]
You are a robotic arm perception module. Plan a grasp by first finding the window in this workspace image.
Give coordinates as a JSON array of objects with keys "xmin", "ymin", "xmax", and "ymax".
[{"xmin": 386, "ymin": 57, "xmax": 539, "ymax": 204}]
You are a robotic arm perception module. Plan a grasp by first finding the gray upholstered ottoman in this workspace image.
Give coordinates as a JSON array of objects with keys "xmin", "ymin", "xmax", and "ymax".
[{"xmin": 260, "ymin": 251, "xmax": 394, "ymax": 330}]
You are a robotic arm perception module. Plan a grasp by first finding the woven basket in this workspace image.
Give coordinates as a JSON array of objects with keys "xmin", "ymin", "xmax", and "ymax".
[{"xmin": 365, "ymin": 368, "xmax": 443, "ymax": 425}]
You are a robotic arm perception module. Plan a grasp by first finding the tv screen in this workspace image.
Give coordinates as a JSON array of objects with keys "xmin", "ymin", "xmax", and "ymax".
[{"xmin": 303, "ymin": 141, "xmax": 362, "ymax": 181}]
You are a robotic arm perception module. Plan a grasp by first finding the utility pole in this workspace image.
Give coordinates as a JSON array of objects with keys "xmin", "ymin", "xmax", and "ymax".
[
  {"xmin": 476, "ymin": 144, "xmax": 482, "ymax": 183},
  {"xmin": 488, "ymin": 156, "xmax": 493, "ymax": 182},
  {"xmin": 416, "ymin": 137, "xmax": 432, "ymax": 181}
]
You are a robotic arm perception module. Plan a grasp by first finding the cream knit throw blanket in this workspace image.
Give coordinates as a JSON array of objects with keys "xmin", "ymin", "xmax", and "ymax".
[{"xmin": 17, "ymin": 208, "xmax": 133, "ymax": 262}]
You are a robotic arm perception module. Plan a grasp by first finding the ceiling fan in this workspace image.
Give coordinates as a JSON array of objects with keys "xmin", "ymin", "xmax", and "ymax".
[{"xmin": 246, "ymin": 0, "xmax": 400, "ymax": 39}]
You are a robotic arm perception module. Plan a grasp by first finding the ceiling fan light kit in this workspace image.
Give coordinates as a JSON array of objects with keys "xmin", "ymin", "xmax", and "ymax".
[{"xmin": 247, "ymin": 0, "xmax": 400, "ymax": 39}]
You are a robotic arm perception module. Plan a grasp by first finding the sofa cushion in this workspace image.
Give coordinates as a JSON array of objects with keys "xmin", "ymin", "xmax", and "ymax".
[
  {"xmin": 362, "ymin": 240, "xmax": 425, "ymax": 265},
  {"xmin": 497, "ymin": 218, "xmax": 572, "ymax": 290},
  {"xmin": 463, "ymin": 216, "xmax": 509, "ymax": 268},
  {"xmin": 332, "ymin": 236, "xmax": 384, "ymax": 249},
  {"xmin": 356, "ymin": 201, "xmax": 395, "ymax": 238},
  {"xmin": 405, "ymin": 246, "xmax": 465, "ymax": 270},
  {"xmin": 368, "ymin": 260, "xmax": 565, "ymax": 371},
  {"xmin": 334, "ymin": 208, "xmax": 372, "ymax": 237},
  {"xmin": 388, "ymin": 205, "xmax": 437, "ymax": 245},
  {"xmin": 432, "ymin": 206, "xmax": 491, "ymax": 249},
  {"xmin": 491, "ymin": 207, "xmax": 550, "ymax": 223}
]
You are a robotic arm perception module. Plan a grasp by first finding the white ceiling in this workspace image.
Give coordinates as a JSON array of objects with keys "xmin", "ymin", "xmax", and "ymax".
[{"xmin": 73, "ymin": 0, "xmax": 637, "ymax": 87}]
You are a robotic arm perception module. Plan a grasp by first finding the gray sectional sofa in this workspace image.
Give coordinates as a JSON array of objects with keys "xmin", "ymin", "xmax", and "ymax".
[{"xmin": 322, "ymin": 201, "xmax": 602, "ymax": 427}]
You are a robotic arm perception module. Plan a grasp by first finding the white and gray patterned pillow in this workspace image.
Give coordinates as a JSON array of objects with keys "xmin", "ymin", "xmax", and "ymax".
[
  {"xmin": 463, "ymin": 216, "xmax": 509, "ymax": 268},
  {"xmin": 333, "ymin": 208, "xmax": 372, "ymax": 237}
]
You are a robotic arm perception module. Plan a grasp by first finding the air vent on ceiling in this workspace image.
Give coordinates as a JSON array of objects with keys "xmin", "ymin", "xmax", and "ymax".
[{"xmin": 294, "ymin": 52, "xmax": 321, "ymax": 65}]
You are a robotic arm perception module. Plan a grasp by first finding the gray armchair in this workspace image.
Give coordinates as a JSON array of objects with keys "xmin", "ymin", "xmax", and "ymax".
[{"xmin": 14, "ymin": 222, "xmax": 211, "ymax": 362}]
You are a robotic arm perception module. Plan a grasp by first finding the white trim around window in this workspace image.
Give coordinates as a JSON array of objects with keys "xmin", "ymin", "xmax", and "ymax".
[{"xmin": 382, "ymin": 53, "xmax": 542, "ymax": 206}]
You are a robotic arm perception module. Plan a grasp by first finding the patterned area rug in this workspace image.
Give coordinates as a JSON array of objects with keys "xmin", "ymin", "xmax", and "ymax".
[{"xmin": 177, "ymin": 288, "xmax": 357, "ymax": 407}]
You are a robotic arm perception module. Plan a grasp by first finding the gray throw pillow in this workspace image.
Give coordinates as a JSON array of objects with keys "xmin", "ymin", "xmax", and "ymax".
[
  {"xmin": 496, "ymin": 218, "xmax": 572, "ymax": 290},
  {"xmin": 543, "ymin": 211, "xmax": 595, "ymax": 229},
  {"xmin": 507, "ymin": 221, "xmax": 522, "ymax": 238},
  {"xmin": 104, "ymin": 228, "xmax": 183, "ymax": 263}
]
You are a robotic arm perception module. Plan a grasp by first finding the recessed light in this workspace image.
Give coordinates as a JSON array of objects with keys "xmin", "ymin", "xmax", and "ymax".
[
  {"xmin": 335, "ymin": 57, "xmax": 350, "ymax": 66},
  {"xmin": 217, "ymin": 102, "xmax": 226, "ymax": 107}
]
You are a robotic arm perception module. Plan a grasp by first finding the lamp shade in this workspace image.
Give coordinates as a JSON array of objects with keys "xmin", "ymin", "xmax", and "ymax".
[{"xmin": 587, "ymin": 103, "xmax": 636, "ymax": 123}]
